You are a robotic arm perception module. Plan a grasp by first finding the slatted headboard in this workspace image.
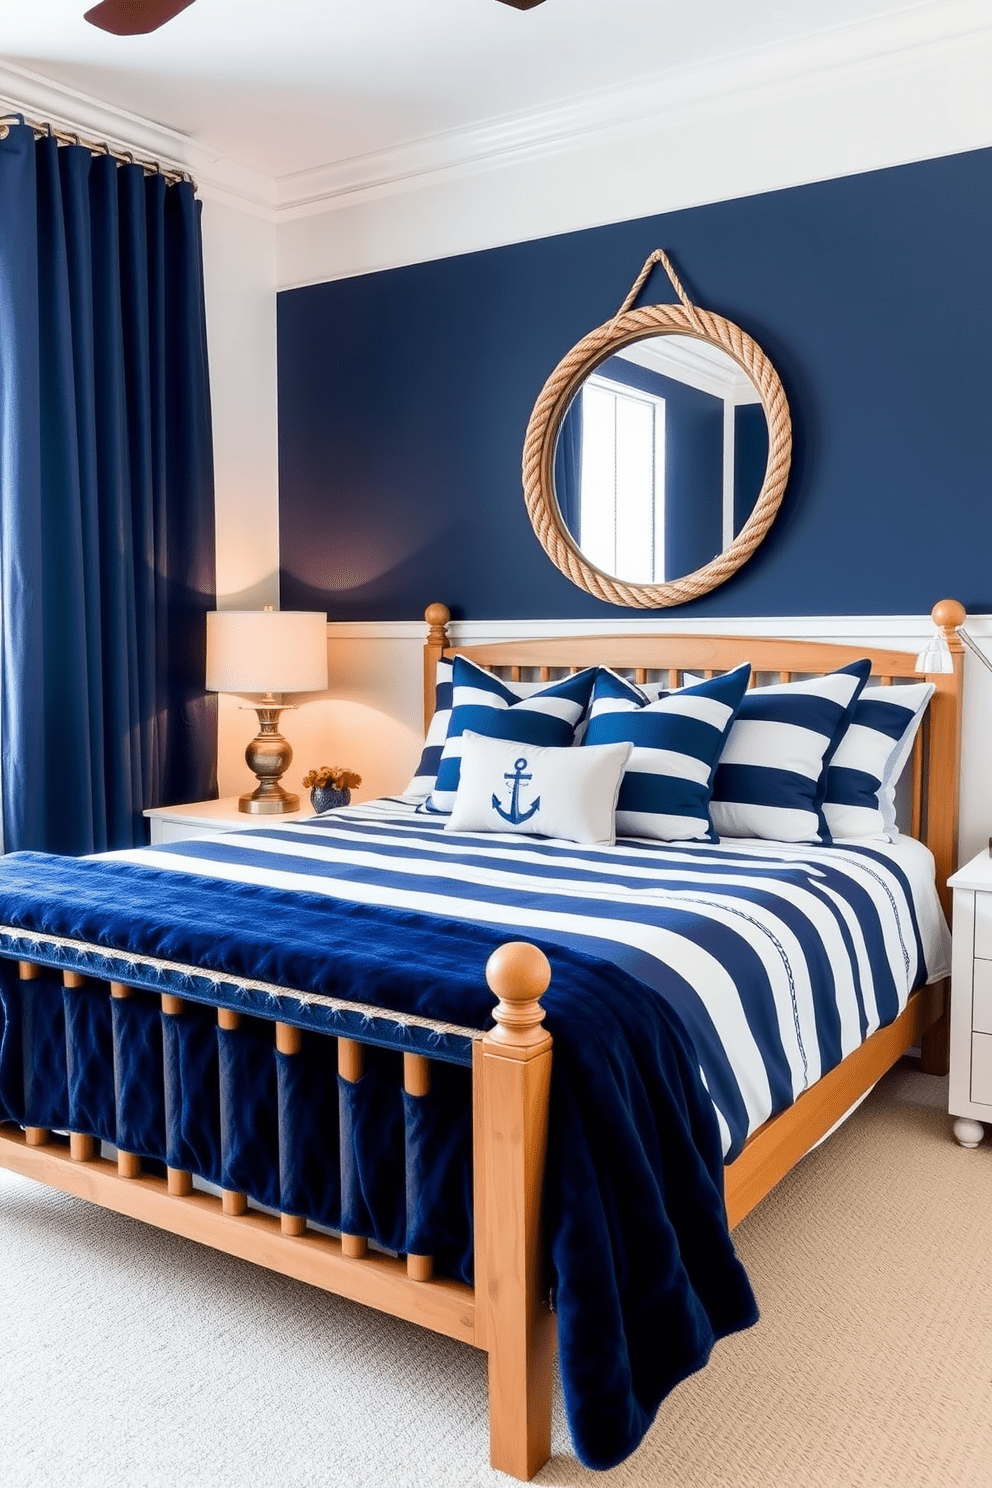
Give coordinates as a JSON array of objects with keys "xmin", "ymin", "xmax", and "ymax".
[{"xmin": 422, "ymin": 599, "xmax": 965, "ymax": 917}]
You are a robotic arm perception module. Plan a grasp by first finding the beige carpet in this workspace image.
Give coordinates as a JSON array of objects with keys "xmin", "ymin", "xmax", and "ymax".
[{"xmin": 0, "ymin": 1067, "xmax": 989, "ymax": 1488}]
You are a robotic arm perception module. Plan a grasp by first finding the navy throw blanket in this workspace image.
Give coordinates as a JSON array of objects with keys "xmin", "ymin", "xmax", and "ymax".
[{"xmin": 0, "ymin": 854, "xmax": 757, "ymax": 1469}]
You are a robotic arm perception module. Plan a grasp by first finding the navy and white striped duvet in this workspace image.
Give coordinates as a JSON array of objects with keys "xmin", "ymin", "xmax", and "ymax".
[{"xmin": 110, "ymin": 800, "xmax": 950, "ymax": 1162}]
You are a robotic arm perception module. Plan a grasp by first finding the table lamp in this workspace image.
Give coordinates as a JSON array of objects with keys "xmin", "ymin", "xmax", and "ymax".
[{"xmin": 206, "ymin": 608, "xmax": 328, "ymax": 813}]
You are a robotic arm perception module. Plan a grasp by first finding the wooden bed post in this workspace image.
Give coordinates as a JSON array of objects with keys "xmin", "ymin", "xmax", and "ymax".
[
  {"xmin": 478, "ymin": 942, "xmax": 556, "ymax": 1482},
  {"xmin": 919, "ymin": 599, "xmax": 965, "ymax": 1076},
  {"xmin": 423, "ymin": 603, "xmax": 451, "ymax": 732},
  {"xmin": 925, "ymin": 600, "xmax": 965, "ymax": 912}
]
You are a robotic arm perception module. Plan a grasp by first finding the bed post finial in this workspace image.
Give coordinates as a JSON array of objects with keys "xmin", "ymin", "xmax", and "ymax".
[
  {"xmin": 424, "ymin": 602, "xmax": 451, "ymax": 644},
  {"xmin": 485, "ymin": 942, "xmax": 552, "ymax": 1058},
  {"xmin": 423, "ymin": 603, "xmax": 452, "ymax": 734},
  {"xmin": 932, "ymin": 598, "xmax": 966, "ymax": 651}
]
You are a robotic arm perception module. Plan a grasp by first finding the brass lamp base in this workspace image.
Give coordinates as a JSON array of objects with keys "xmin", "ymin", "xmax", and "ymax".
[
  {"xmin": 239, "ymin": 787, "xmax": 300, "ymax": 815},
  {"xmin": 239, "ymin": 703, "xmax": 299, "ymax": 814}
]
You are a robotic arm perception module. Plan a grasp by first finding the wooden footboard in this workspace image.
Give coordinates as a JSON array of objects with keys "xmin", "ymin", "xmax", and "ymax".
[
  {"xmin": 0, "ymin": 950, "xmax": 952, "ymax": 1482},
  {"xmin": 0, "ymin": 943, "xmax": 556, "ymax": 1481}
]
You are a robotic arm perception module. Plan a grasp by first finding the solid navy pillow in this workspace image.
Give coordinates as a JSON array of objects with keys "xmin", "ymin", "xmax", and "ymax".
[
  {"xmin": 582, "ymin": 665, "xmax": 751, "ymax": 841},
  {"xmin": 709, "ymin": 660, "xmax": 872, "ymax": 842}
]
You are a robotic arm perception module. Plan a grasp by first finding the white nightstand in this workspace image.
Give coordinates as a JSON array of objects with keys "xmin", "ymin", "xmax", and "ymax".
[
  {"xmin": 144, "ymin": 796, "xmax": 315, "ymax": 845},
  {"xmin": 947, "ymin": 848, "xmax": 992, "ymax": 1147}
]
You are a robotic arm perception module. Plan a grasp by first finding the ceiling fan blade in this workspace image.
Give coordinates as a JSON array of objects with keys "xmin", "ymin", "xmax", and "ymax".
[
  {"xmin": 84, "ymin": 0, "xmax": 196, "ymax": 34},
  {"xmin": 495, "ymin": 0, "xmax": 548, "ymax": 8}
]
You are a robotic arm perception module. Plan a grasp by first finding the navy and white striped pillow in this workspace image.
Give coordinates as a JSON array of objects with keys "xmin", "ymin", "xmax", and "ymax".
[
  {"xmin": 405, "ymin": 660, "xmax": 561, "ymax": 800},
  {"xmin": 404, "ymin": 658, "xmax": 454, "ymax": 799},
  {"xmin": 582, "ymin": 664, "xmax": 751, "ymax": 841},
  {"xmin": 822, "ymin": 681, "xmax": 934, "ymax": 841},
  {"xmin": 710, "ymin": 660, "xmax": 872, "ymax": 842},
  {"xmin": 420, "ymin": 656, "xmax": 596, "ymax": 814}
]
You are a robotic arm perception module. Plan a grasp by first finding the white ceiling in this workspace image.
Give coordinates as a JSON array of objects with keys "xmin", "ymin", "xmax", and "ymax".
[{"xmin": 0, "ymin": 0, "xmax": 985, "ymax": 192}]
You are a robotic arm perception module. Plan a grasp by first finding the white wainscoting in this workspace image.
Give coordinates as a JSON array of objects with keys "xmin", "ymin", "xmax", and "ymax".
[{"xmin": 216, "ymin": 612, "xmax": 992, "ymax": 867}]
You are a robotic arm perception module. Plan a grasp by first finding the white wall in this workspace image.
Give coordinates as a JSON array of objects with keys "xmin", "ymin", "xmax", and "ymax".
[
  {"xmin": 198, "ymin": 196, "xmax": 281, "ymax": 798},
  {"xmin": 287, "ymin": 628, "xmax": 426, "ymax": 807},
  {"xmin": 200, "ymin": 197, "xmax": 280, "ymax": 611}
]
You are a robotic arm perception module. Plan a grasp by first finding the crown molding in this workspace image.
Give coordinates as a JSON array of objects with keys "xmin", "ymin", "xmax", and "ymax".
[
  {"xmin": 0, "ymin": 58, "xmax": 276, "ymax": 218},
  {"xmin": 274, "ymin": 0, "xmax": 992, "ymax": 218},
  {"xmin": 2, "ymin": 0, "xmax": 991, "ymax": 226}
]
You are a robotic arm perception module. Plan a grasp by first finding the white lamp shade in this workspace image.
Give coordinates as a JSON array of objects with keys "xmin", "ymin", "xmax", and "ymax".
[{"xmin": 206, "ymin": 610, "xmax": 328, "ymax": 694}]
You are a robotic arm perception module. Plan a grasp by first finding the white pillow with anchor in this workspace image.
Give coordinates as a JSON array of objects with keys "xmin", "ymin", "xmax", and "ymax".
[{"xmin": 444, "ymin": 732, "xmax": 632, "ymax": 845}]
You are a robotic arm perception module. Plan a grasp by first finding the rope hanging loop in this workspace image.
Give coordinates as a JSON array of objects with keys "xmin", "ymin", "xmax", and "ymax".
[{"xmin": 609, "ymin": 248, "xmax": 707, "ymax": 337}]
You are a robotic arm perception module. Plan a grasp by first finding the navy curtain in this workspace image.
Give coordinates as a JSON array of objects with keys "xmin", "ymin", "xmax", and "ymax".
[{"xmin": 0, "ymin": 121, "xmax": 216, "ymax": 855}]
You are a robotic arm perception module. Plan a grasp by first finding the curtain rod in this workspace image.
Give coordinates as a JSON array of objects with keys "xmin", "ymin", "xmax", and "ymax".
[{"xmin": 0, "ymin": 110, "xmax": 195, "ymax": 189}]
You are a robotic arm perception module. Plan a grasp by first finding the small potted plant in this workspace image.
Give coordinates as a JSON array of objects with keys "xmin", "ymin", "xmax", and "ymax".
[{"xmin": 302, "ymin": 766, "xmax": 362, "ymax": 813}]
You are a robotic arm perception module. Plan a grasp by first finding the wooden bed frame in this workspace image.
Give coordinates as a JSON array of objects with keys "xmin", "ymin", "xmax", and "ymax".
[{"xmin": 0, "ymin": 600, "xmax": 965, "ymax": 1481}]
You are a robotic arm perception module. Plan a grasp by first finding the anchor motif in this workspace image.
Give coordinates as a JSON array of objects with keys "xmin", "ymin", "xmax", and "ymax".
[{"xmin": 493, "ymin": 757, "xmax": 541, "ymax": 825}]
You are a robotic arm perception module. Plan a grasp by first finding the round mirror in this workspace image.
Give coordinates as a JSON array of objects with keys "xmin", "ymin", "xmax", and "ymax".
[
  {"xmin": 523, "ymin": 297, "xmax": 791, "ymax": 608},
  {"xmin": 554, "ymin": 335, "xmax": 768, "ymax": 587}
]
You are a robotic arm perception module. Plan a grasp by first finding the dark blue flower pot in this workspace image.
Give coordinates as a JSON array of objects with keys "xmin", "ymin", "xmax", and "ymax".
[{"xmin": 309, "ymin": 785, "xmax": 351, "ymax": 814}]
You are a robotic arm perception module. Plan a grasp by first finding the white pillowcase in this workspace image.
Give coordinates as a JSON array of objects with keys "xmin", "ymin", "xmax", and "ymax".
[{"xmin": 445, "ymin": 732, "xmax": 632, "ymax": 845}]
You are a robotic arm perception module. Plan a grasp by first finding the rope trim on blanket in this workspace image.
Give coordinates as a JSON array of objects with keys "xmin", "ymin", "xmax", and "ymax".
[{"xmin": 0, "ymin": 926, "xmax": 483, "ymax": 1043}]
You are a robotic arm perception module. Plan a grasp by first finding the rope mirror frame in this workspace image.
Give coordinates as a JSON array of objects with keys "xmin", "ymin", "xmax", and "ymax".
[{"xmin": 521, "ymin": 252, "xmax": 792, "ymax": 609}]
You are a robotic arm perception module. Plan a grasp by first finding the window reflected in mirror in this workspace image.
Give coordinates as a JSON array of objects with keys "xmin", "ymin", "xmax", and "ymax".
[{"xmin": 553, "ymin": 334, "xmax": 769, "ymax": 587}]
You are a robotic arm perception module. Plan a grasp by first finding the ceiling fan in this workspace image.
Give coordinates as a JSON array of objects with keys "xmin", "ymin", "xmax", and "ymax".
[
  {"xmin": 84, "ymin": 0, "xmax": 545, "ymax": 36},
  {"xmin": 84, "ymin": 0, "xmax": 195, "ymax": 32}
]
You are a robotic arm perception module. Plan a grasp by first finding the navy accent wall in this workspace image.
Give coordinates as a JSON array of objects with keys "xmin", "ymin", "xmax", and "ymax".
[{"xmin": 278, "ymin": 148, "xmax": 992, "ymax": 620}]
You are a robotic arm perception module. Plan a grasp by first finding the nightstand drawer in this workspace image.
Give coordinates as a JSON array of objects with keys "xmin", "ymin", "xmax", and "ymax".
[
  {"xmin": 973, "ymin": 1033, "xmax": 992, "ymax": 1105},
  {"xmin": 152, "ymin": 820, "xmax": 239, "ymax": 846},
  {"xmin": 975, "ymin": 960, "xmax": 992, "ymax": 1034},
  {"xmin": 145, "ymin": 798, "xmax": 314, "ymax": 845},
  {"xmin": 975, "ymin": 892, "xmax": 992, "ymax": 960}
]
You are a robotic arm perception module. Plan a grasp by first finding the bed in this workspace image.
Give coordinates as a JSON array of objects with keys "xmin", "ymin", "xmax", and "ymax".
[{"xmin": 0, "ymin": 600, "xmax": 963, "ymax": 1479}]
